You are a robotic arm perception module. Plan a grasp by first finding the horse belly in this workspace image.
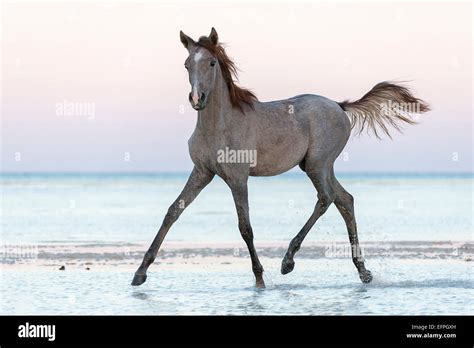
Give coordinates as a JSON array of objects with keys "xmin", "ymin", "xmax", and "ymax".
[{"xmin": 249, "ymin": 133, "xmax": 308, "ymax": 176}]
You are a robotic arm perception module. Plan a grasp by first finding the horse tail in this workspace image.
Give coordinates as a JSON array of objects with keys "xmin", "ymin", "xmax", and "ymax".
[{"xmin": 338, "ymin": 81, "xmax": 430, "ymax": 139}]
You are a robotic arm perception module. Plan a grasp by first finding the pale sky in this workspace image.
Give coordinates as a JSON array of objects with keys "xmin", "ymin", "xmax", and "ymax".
[{"xmin": 1, "ymin": 1, "xmax": 472, "ymax": 173}]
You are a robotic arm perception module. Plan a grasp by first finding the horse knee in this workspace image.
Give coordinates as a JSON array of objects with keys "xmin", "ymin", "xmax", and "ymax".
[{"xmin": 163, "ymin": 203, "xmax": 182, "ymax": 225}]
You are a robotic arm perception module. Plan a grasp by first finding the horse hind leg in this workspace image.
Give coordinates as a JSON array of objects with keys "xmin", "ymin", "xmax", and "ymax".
[
  {"xmin": 332, "ymin": 176, "xmax": 373, "ymax": 283},
  {"xmin": 281, "ymin": 168, "xmax": 334, "ymax": 274}
]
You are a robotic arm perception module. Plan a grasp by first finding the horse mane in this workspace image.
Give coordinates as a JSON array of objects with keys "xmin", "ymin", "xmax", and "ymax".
[{"xmin": 197, "ymin": 36, "xmax": 257, "ymax": 112}]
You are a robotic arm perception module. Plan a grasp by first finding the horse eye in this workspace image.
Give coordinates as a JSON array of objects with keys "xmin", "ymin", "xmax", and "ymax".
[{"xmin": 210, "ymin": 60, "xmax": 216, "ymax": 67}]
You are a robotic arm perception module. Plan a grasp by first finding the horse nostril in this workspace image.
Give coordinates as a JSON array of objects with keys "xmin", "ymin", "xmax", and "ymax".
[{"xmin": 200, "ymin": 93, "xmax": 206, "ymax": 102}]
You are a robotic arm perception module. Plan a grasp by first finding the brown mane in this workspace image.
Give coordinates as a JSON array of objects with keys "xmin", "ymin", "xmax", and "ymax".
[{"xmin": 197, "ymin": 36, "xmax": 257, "ymax": 112}]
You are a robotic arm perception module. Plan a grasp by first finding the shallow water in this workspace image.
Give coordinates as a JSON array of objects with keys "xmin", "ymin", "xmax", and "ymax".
[{"xmin": 1, "ymin": 259, "xmax": 472, "ymax": 315}]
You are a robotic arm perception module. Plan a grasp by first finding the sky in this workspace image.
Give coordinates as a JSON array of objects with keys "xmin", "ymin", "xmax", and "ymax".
[{"xmin": 1, "ymin": 1, "xmax": 472, "ymax": 173}]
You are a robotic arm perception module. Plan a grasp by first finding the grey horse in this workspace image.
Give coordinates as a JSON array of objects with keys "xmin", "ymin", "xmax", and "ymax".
[{"xmin": 132, "ymin": 28, "xmax": 430, "ymax": 288}]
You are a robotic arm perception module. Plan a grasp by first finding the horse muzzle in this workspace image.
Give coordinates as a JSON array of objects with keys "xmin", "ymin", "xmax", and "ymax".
[{"xmin": 189, "ymin": 92, "xmax": 207, "ymax": 110}]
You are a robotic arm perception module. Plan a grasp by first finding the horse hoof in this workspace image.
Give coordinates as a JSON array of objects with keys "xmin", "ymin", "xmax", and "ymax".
[
  {"xmin": 281, "ymin": 258, "xmax": 295, "ymax": 275},
  {"xmin": 359, "ymin": 269, "xmax": 373, "ymax": 284},
  {"xmin": 131, "ymin": 273, "xmax": 147, "ymax": 286}
]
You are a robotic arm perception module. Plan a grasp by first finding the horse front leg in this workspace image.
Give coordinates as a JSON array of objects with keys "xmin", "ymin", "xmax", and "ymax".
[
  {"xmin": 228, "ymin": 179, "xmax": 265, "ymax": 288},
  {"xmin": 132, "ymin": 167, "xmax": 214, "ymax": 286}
]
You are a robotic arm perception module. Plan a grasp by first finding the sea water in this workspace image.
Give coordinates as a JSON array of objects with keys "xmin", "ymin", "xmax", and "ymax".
[{"xmin": 0, "ymin": 172, "xmax": 472, "ymax": 315}]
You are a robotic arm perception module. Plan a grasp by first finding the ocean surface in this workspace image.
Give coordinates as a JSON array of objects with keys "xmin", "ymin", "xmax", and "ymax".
[{"xmin": 1, "ymin": 172, "xmax": 472, "ymax": 315}]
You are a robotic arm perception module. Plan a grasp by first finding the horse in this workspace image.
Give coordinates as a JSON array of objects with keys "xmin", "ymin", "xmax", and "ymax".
[{"xmin": 132, "ymin": 28, "xmax": 430, "ymax": 288}]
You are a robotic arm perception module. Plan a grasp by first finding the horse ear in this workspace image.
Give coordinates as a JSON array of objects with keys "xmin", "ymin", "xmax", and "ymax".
[
  {"xmin": 180, "ymin": 31, "xmax": 195, "ymax": 50},
  {"xmin": 209, "ymin": 27, "xmax": 218, "ymax": 46}
]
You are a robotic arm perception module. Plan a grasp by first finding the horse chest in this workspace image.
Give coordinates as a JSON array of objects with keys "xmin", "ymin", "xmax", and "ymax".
[
  {"xmin": 189, "ymin": 131, "xmax": 253, "ymax": 174},
  {"xmin": 188, "ymin": 133, "xmax": 223, "ymax": 166}
]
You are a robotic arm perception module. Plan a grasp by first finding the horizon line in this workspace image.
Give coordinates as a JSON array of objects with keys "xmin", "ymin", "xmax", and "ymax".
[{"xmin": 0, "ymin": 170, "xmax": 472, "ymax": 176}]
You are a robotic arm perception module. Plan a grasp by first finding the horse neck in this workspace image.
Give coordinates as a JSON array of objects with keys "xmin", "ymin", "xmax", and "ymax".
[{"xmin": 196, "ymin": 68, "xmax": 233, "ymax": 132}]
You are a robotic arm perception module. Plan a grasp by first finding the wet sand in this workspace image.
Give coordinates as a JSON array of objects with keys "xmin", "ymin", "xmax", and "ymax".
[{"xmin": 2, "ymin": 240, "xmax": 472, "ymax": 271}]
